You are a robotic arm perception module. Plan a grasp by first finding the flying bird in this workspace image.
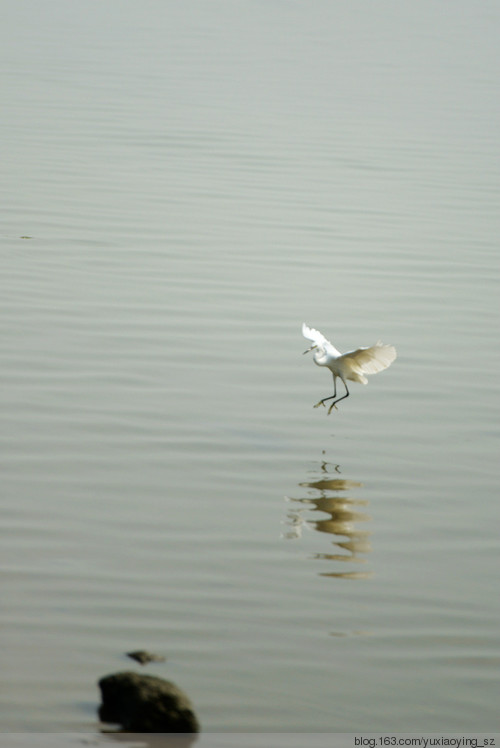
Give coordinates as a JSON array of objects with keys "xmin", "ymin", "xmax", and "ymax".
[{"xmin": 302, "ymin": 323, "xmax": 396, "ymax": 413}]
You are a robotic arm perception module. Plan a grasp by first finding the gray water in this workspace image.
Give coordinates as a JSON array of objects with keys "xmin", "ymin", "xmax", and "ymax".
[{"xmin": 1, "ymin": 0, "xmax": 499, "ymax": 734}]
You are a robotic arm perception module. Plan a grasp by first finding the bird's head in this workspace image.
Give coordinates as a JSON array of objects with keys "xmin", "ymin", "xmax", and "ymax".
[{"xmin": 303, "ymin": 344, "xmax": 317, "ymax": 355}]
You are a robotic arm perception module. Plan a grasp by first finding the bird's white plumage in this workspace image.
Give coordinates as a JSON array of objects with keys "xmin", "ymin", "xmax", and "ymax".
[
  {"xmin": 302, "ymin": 322, "xmax": 396, "ymax": 412},
  {"xmin": 302, "ymin": 323, "xmax": 341, "ymax": 357}
]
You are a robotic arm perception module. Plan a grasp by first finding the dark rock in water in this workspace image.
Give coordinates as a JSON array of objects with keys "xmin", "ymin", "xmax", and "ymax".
[
  {"xmin": 98, "ymin": 671, "xmax": 200, "ymax": 733},
  {"xmin": 127, "ymin": 650, "xmax": 166, "ymax": 665}
]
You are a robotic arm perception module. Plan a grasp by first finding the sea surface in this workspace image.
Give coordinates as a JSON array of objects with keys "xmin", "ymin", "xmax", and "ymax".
[{"xmin": 1, "ymin": 0, "xmax": 499, "ymax": 737}]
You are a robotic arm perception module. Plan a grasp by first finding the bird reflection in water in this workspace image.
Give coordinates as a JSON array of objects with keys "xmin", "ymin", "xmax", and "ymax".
[{"xmin": 284, "ymin": 458, "xmax": 373, "ymax": 579}]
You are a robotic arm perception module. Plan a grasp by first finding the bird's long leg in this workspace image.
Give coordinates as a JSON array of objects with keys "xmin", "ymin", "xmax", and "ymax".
[
  {"xmin": 327, "ymin": 380, "xmax": 350, "ymax": 414},
  {"xmin": 314, "ymin": 376, "xmax": 337, "ymax": 409}
]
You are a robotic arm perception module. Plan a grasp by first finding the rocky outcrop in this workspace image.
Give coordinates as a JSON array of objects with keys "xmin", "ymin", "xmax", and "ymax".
[{"xmin": 98, "ymin": 671, "xmax": 199, "ymax": 733}]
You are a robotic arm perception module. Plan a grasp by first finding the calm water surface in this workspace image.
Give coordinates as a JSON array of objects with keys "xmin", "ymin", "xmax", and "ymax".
[{"xmin": 1, "ymin": 0, "xmax": 499, "ymax": 735}]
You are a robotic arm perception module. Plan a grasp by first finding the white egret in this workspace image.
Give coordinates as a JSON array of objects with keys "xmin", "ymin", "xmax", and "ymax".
[{"xmin": 302, "ymin": 323, "xmax": 396, "ymax": 413}]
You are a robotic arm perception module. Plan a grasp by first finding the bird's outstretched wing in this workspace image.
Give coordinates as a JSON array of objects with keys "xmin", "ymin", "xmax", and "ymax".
[
  {"xmin": 302, "ymin": 323, "xmax": 329, "ymax": 348},
  {"xmin": 342, "ymin": 342, "xmax": 397, "ymax": 375}
]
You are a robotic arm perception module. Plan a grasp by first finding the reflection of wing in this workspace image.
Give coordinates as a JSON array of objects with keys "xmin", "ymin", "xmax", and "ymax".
[
  {"xmin": 302, "ymin": 323, "xmax": 329, "ymax": 348},
  {"xmin": 299, "ymin": 478, "xmax": 362, "ymax": 491},
  {"xmin": 342, "ymin": 343, "xmax": 396, "ymax": 375}
]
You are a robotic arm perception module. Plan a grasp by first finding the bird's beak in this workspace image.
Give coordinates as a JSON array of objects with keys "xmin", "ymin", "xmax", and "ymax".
[{"xmin": 303, "ymin": 345, "xmax": 316, "ymax": 355}]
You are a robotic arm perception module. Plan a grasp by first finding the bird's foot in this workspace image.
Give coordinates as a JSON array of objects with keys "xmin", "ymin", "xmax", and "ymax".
[
  {"xmin": 327, "ymin": 402, "xmax": 338, "ymax": 415},
  {"xmin": 314, "ymin": 400, "xmax": 326, "ymax": 409}
]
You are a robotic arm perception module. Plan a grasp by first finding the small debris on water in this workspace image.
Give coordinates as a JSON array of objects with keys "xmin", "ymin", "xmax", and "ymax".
[{"xmin": 126, "ymin": 650, "xmax": 166, "ymax": 665}]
